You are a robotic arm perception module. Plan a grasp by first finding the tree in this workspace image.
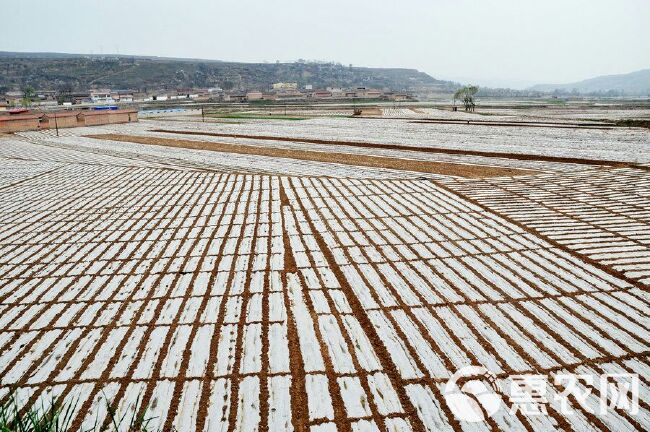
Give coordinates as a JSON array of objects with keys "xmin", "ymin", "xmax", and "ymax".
[
  {"xmin": 222, "ymin": 80, "xmax": 235, "ymax": 91},
  {"xmin": 453, "ymin": 85, "xmax": 479, "ymax": 112},
  {"xmin": 21, "ymin": 85, "xmax": 36, "ymax": 107},
  {"xmin": 56, "ymin": 82, "xmax": 74, "ymax": 104}
]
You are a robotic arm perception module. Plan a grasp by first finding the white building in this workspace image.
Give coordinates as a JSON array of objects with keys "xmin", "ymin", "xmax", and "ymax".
[{"xmin": 90, "ymin": 90, "xmax": 115, "ymax": 104}]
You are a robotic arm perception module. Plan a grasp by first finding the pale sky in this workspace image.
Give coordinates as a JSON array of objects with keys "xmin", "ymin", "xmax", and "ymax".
[{"xmin": 3, "ymin": 0, "xmax": 649, "ymax": 88}]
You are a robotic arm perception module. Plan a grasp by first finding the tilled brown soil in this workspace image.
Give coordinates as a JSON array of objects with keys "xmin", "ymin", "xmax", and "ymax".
[{"xmin": 85, "ymin": 133, "xmax": 536, "ymax": 178}]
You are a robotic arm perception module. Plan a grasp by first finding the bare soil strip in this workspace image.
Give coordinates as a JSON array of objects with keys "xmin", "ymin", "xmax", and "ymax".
[
  {"xmin": 86, "ymin": 133, "xmax": 535, "ymax": 178},
  {"xmin": 149, "ymin": 128, "xmax": 632, "ymax": 168},
  {"xmin": 279, "ymin": 183, "xmax": 311, "ymax": 431}
]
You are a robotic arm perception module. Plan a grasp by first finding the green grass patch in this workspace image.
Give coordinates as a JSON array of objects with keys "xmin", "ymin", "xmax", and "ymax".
[
  {"xmin": 615, "ymin": 119, "xmax": 650, "ymax": 129},
  {"xmin": 541, "ymin": 98, "xmax": 567, "ymax": 105},
  {"xmin": 0, "ymin": 392, "xmax": 159, "ymax": 432}
]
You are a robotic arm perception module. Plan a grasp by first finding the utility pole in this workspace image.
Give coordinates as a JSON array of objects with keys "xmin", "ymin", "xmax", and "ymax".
[
  {"xmin": 54, "ymin": 114, "xmax": 59, "ymax": 137},
  {"xmin": 201, "ymin": 107, "xmax": 205, "ymax": 122}
]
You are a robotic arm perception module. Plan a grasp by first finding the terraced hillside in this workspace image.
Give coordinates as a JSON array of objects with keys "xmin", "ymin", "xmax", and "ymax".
[{"xmin": 0, "ymin": 52, "xmax": 454, "ymax": 93}]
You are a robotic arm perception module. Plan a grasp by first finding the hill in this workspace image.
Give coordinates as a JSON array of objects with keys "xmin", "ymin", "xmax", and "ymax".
[
  {"xmin": 0, "ymin": 51, "xmax": 456, "ymax": 94},
  {"xmin": 530, "ymin": 69, "xmax": 650, "ymax": 96}
]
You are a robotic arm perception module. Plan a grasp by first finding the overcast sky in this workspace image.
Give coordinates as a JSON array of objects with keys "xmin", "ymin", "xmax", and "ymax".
[{"xmin": 3, "ymin": 0, "xmax": 649, "ymax": 88}]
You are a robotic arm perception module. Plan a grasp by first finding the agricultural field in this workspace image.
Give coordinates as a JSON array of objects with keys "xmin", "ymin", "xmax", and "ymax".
[{"xmin": 0, "ymin": 105, "xmax": 649, "ymax": 431}]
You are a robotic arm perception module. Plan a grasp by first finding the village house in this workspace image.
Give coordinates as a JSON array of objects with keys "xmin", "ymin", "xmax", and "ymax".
[
  {"xmin": 90, "ymin": 90, "xmax": 115, "ymax": 103},
  {"xmin": 310, "ymin": 90, "xmax": 332, "ymax": 99},
  {"xmin": 224, "ymin": 94, "xmax": 247, "ymax": 102},
  {"xmin": 246, "ymin": 91, "xmax": 264, "ymax": 101},
  {"xmin": 111, "ymin": 91, "xmax": 134, "ymax": 102},
  {"xmin": 5, "ymin": 91, "xmax": 23, "ymax": 105}
]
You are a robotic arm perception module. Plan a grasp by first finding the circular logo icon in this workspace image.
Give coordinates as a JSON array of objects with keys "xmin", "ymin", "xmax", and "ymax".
[{"xmin": 444, "ymin": 366, "xmax": 502, "ymax": 422}]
